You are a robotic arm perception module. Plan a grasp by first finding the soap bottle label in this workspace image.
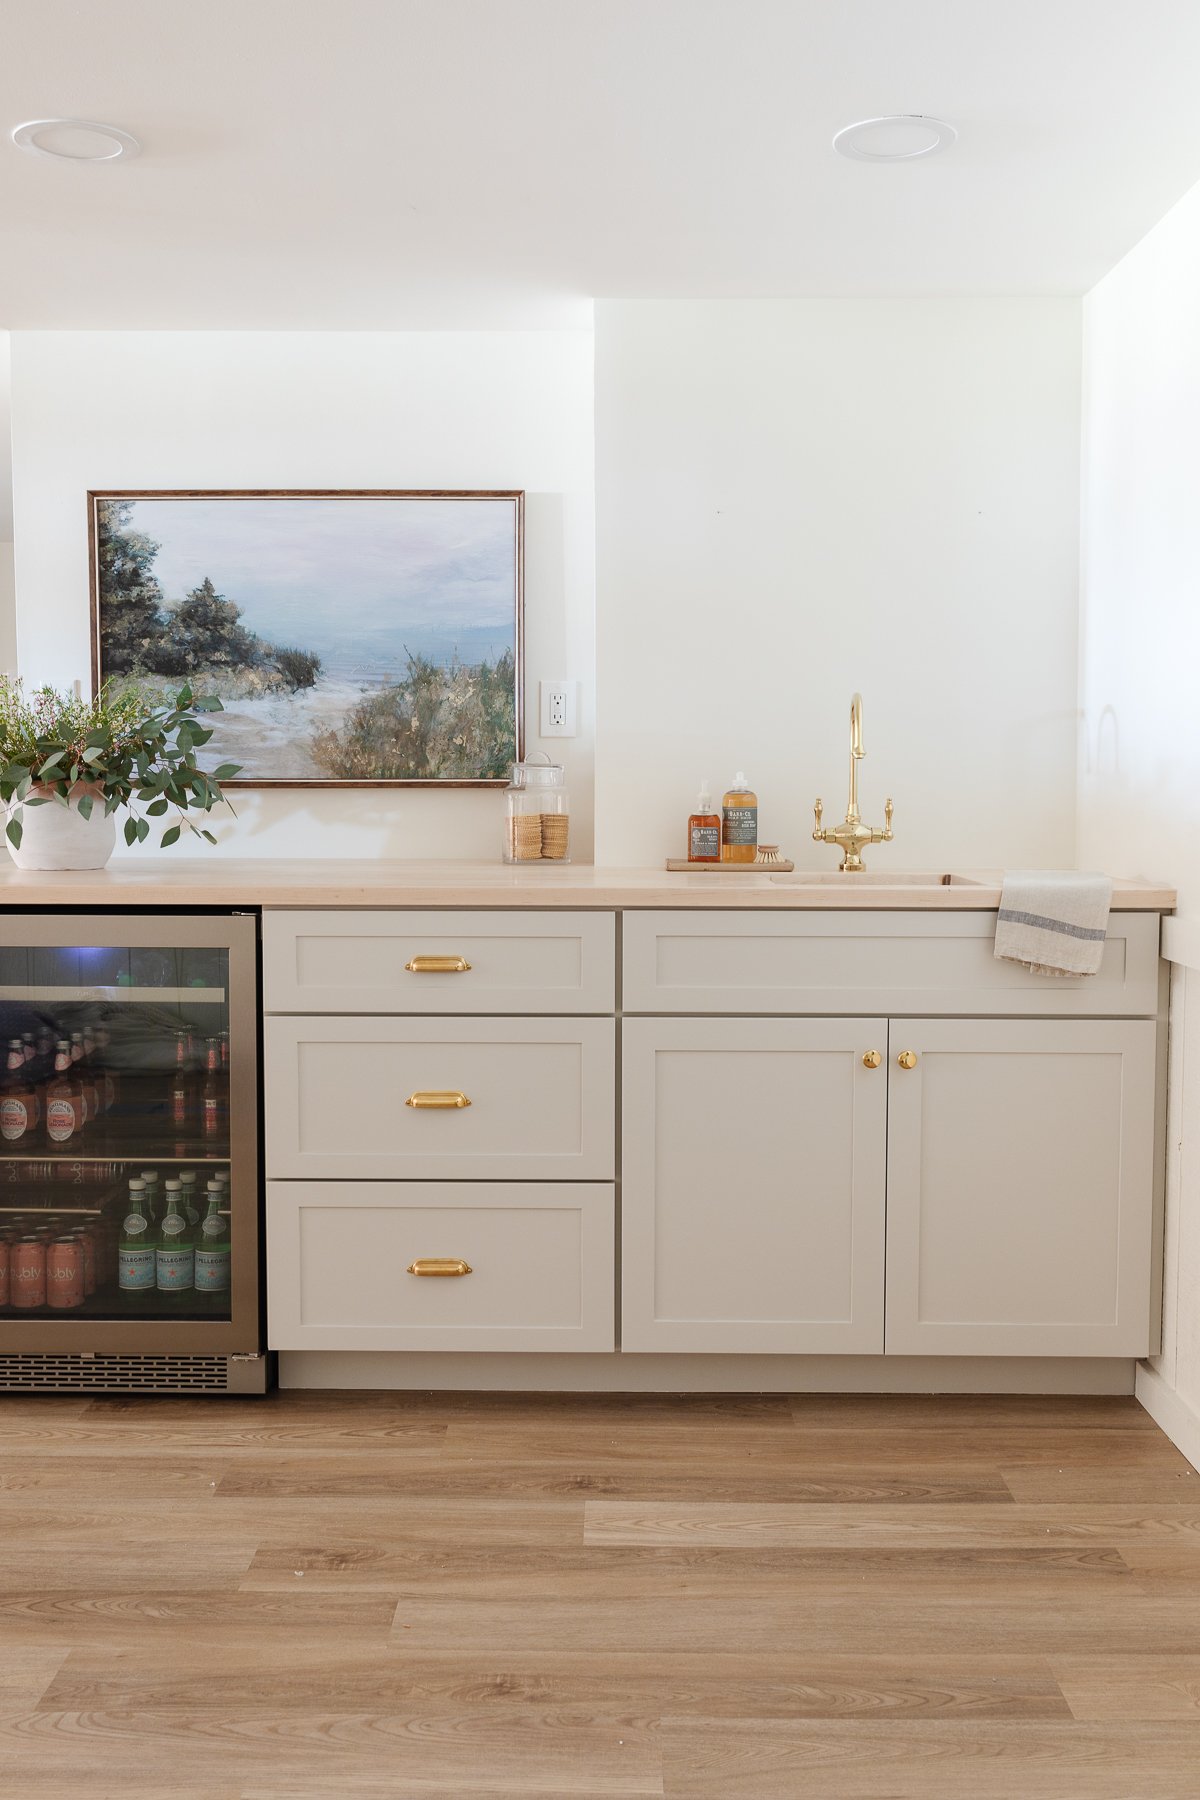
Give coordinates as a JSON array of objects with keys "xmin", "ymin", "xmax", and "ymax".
[
  {"xmin": 689, "ymin": 823, "xmax": 720, "ymax": 860},
  {"xmin": 722, "ymin": 805, "xmax": 757, "ymax": 846}
]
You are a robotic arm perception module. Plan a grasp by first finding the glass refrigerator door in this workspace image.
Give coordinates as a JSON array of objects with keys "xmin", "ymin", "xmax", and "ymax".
[{"xmin": 0, "ymin": 915, "xmax": 259, "ymax": 1353}]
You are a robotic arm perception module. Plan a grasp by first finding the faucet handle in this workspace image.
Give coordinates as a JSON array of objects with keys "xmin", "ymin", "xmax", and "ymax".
[
  {"xmin": 883, "ymin": 797, "xmax": 894, "ymax": 841},
  {"xmin": 813, "ymin": 797, "xmax": 824, "ymax": 841}
]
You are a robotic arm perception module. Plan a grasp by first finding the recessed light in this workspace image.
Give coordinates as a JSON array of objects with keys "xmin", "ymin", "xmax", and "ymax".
[
  {"xmin": 833, "ymin": 115, "xmax": 956, "ymax": 162},
  {"xmin": 10, "ymin": 118, "xmax": 141, "ymax": 163}
]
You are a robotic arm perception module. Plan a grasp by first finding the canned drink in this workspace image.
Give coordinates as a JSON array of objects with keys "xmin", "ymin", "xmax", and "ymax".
[
  {"xmin": 12, "ymin": 1236, "xmax": 47, "ymax": 1309},
  {"xmin": 0, "ymin": 1237, "xmax": 9, "ymax": 1307},
  {"xmin": 47, "ymin": 1237, "xmax": 85, "ymax": 1310}
]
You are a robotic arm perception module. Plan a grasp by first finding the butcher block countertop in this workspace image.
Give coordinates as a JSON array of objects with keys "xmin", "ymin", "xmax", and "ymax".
[{"xmin": 0, "ymin": 860, "xmax": 1175, "ymax": 911}]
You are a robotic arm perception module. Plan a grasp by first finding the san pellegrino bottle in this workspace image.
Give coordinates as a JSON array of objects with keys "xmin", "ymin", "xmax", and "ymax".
[
  {"xmin": 195, "ymin": 1183, "xmax": 231, "ymax": 1294},
  {"xmin": 156, "ymin": 1189, "xmax": 194, "ymax": 1294},
  {"xmin": 179, "ymin": 1169, "xmax": 200, "ymax": 1228},
  {"xmin": 118, "ymin": 1180, "xmax": 156, "ymax": 1293},
  {"xmin": 140, "ymin": 1170, "xmax": 160, "ymax": 1228}
]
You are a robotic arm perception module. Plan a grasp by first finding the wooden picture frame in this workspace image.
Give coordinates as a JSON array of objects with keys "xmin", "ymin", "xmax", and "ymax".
[{"xmin": 88, "ymin": 489, "xmax": 525, "ymax": 788}]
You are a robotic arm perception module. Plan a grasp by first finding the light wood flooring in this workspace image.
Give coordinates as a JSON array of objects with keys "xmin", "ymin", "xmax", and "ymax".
[{"xmin": 1, "ymin": 1388, "xmax": 1199, "ymax": 1797}]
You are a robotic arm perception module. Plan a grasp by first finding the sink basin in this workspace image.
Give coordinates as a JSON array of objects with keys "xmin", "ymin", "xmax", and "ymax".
[{"xmin": 769, "ymin": 870, "xmax": 987, "ymax": 887}]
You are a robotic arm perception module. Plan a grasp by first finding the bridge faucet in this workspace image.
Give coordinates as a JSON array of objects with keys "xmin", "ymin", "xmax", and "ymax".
[{"xmin": 812, "ymin": 693, "xmax": 894, "ymax": 872}]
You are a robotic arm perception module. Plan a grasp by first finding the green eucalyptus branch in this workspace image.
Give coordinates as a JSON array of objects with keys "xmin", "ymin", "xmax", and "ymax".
[{"xmin": 0, "ymin": 677, "xmax": 240, "ymax": 852}]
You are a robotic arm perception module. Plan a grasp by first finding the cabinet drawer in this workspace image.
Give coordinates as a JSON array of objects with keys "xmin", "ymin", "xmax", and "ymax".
[
  {"xmin": 263, "ymin": 910, "xmax": 615, "ymax": 1014},
  {"xmin": 622, "ymin": 910, "xmax": 1162, "ymax": 1016},
  {"xmin": 265, "ymin": 1016, "xmax": 615, "ymax": 1179},
  {"xmin": 267, "ymin": 1181, "xmax": 615, "ymax": 1351}
]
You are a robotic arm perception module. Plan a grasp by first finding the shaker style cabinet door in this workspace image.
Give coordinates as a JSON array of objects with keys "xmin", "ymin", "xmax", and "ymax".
[
  {"xmin": 884, "ymin": 1019, "xmax": 1159, "ymax": 1356},
  {"xmin": 621, "ymin": 1018, "xmax": 888, "ymax": 1352}
]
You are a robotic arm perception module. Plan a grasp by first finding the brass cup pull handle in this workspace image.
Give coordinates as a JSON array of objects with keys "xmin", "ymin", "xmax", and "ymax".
[
  {"xmin": 405, "ymin": 956, "xmax": 472, "ymax": 974},
  {"xmin": 897, "ymin": 1050, "xmax": 918, "ymax": 1070},
  {"xmin": 862, "ymin": 1050, "xmax": 881, "ymax": 1069},
  {"xmin": 406, "ymin": 1090, "xmax": 472, "ymax": 1109},
  {"xmin": 408, "ymin": 1258, "xmax": 473, "ymax": 1277}
]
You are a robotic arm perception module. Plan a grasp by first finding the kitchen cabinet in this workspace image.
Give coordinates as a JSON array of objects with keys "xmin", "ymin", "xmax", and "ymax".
[
  {"xmin": 884, "ymin": 1019, "xmax": 1158, "ymax": 1356},
  {"xmin": 621, "ymin": 1017, "xmax": 888, "ymax": 1352}
]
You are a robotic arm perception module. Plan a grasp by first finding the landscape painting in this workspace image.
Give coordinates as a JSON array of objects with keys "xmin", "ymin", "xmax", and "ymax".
[{"xmin": 89, "ymin": 490, "xmax": 523, "ymax": 784}]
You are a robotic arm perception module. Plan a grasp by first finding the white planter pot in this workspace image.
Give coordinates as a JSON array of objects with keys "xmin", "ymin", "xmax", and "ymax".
[{"xmin": 6, "ymin": 791, "xmax": 118, "ymax": 871}]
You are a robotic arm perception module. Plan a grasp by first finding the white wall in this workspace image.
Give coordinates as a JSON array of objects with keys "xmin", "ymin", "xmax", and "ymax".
[
  {"xmin": 9, "ymin": 331, "xmax": 595, "ymax": 859},
  {"xmin": 594, "ymin": 300, "xmax": 1083, "ymax": 868},
  {"xmin": 1077, "ymin": 178, "xmax": 1200, "ymax": 1437},
  {"xmin": 0, "ymin": 333, "xmax": 15, "ymax": 676}
]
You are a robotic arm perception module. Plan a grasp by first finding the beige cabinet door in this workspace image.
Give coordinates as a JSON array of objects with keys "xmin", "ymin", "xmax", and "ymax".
[
  {"xmin": 885, "ymin": 1019, "xmax": 1159, "ymax": 1356},
  {"xmin": 621, "ymin": 1018, "xmax": 888, "ymax": 1352}
]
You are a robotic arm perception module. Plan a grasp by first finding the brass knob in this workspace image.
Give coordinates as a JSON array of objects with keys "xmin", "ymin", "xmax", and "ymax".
[
  {"xmin": 406, "ymin": 1091, "xmax": 472, "ymax": 1109},
  {"xmin": 862, "ymin": 1050, "xmax": 881, "ymax": 1069},
  {"xmin": 897, "ymin": 1050, "xmax": 918, "ymax": 1070},
  {"xmin": 407, "ymin": 1258, "xmax": 472, "ymax": 1277},
  {"xmin": 405, "ymin": 955, "xmax": 471, "ymax": 973}
]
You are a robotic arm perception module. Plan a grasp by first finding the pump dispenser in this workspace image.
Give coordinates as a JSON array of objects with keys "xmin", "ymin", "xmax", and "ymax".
[
  {"xmin": 721, "ymin": 772, "xmax": 758, "ymax": 863},
  {"xmin": 687, "ymin": 782, "xmax": 721, "ymax": 863}
]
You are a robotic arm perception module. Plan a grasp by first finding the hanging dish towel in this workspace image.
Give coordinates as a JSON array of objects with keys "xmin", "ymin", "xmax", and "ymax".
[{"xmin": 994, "ymin": 871, "xmax": 1113, "ymax": 978}]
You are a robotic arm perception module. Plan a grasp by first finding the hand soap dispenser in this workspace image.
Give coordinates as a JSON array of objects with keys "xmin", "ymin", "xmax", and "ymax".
[
  {"xmin": 721, "ymin": 772, "xmax": 758, "ymax": 863},
  {"xmin": 687, "ymin": 782, "xmax": 720, "ymax": 863}
]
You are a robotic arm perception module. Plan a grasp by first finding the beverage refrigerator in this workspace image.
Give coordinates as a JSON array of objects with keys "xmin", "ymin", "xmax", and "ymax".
[{"xmin": 0, "ymin": 913, "xmax": 266, "ymax": 1393}]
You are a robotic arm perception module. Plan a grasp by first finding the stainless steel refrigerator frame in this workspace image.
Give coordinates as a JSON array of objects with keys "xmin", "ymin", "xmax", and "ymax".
[{"xmin": 0, "ymin": 911, "xmax": 260, "ymax": 1358}]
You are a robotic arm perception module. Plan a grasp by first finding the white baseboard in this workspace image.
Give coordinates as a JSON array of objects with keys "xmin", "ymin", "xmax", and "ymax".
[
  {"xmin": 280, "ymin": 1350, "xmax": 1136, "ymax": 1395},
  {"xmin": 1136, "ymin": 1361, "xmax": 1200, "ymax": 1471}
]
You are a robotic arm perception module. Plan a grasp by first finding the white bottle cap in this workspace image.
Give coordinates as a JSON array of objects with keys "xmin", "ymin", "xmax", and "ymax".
[
  {"xmin": 697, "ymin": 780, "xmax": 712, "ymax": 806},
  {"xmin": 732, "ymin": 771, "xmax": 748, "ymax": 787}
]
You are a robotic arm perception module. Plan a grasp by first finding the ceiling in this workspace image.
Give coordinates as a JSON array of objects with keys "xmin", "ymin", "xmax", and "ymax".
[{"xmin": 2, "ymin": 0, "xmax": 1200, "ymax": 329}]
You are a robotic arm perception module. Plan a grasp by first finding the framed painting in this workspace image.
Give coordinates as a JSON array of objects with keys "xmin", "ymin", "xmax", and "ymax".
[{"xmin": 88, "ymin": 489, "xmax": 524, "ymax": 786}]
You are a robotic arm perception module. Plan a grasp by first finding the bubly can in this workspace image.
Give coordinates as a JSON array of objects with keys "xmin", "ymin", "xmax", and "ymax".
[
  {"xmin": 46, "ymin": 1237, "xmax": 85, "ymax": 1310},
  {"xmin": 12, "ymin": 1235, "xmax": 47, "ymax": 1308}
]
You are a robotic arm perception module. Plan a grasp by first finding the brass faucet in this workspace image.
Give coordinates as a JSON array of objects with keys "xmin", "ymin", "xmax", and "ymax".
[{"xmin": 812, "ymin": 693, "xmax": 894, "ymax": 872}]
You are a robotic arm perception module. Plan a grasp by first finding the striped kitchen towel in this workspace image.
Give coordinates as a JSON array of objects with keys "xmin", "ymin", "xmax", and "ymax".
[{"xmin": 994, "ymin": 871, "xmax": 1113, "ymax": 977}]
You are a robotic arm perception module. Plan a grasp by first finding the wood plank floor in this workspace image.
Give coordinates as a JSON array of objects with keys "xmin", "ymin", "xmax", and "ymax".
[{"xmin": 0, "ymin": 1389, "xmax": 1198, "ymax": 1798}]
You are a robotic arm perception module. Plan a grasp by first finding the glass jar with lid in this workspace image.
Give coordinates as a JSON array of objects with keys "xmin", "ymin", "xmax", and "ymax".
[{"xmin": 504, "ymin": 754, "xmax": 570, "ymax": 864}]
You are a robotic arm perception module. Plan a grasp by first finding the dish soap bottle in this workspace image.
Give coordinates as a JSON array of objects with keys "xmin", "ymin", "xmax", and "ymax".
[
  {"xmin": 721, "ymin": 771, "xmax": 758, "ymax": 863},
  {"xmin": 687, "ymin": 782, "xmax": 721, "ymax": 863}
]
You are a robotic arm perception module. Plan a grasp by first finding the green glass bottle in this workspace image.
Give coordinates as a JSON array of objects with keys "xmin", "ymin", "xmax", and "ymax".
[
  {"xmin": 195, "ymin": 1184, "xmax": 231, "ymax": 1296},
  {"xmin": 118, "ymin": 1180, "xmax": 156, "ymax": 1297},
  {"xmin": 155, "ymin": 1189, "xmax": 194, "ymax": 1296},
  {"xmin": 179, "ymin": 1169, "xmax": 200, "ymax": 1229},
  {"xmin": 139, "ymin": 1170, "xmax": 160, "ymax": 1230}
]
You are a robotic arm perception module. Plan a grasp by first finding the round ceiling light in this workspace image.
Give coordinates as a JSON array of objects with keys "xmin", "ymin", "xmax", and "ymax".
[
  {"xmin": 833, "ymin": 114, "xmax": 956, "ymax": 162},
  {"xmin": 10, "ymin": 118, "xmax": 141, "ymax": 162}
]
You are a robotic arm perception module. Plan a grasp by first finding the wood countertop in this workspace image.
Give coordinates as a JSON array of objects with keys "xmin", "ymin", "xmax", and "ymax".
[{"xmin": 0, "ymin": 860, "xmax": 1175, "ymax": 910}]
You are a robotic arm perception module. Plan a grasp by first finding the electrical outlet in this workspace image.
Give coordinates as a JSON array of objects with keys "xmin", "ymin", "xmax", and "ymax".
[{"xmin": 539, "ymin": 680, "xmax": 577, "ymax": 738}]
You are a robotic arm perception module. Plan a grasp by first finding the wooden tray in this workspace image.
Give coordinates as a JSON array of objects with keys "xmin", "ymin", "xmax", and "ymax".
[{"xmin": 664, "ymin": 857, "xmax": 795, "ymax": 873}]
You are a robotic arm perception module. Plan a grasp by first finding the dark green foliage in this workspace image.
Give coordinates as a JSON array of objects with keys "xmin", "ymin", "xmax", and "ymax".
[
  {"xmin": 272, "ymin": 646, "xmax": 323, "ymax": 691},
  {"xmin": 0, "ymin": 677, "xmax": 239, "ymax": 851},
  {"xmin": 311, "ymin": 649, "xmax": 516, "ymax": 781},
  {"xmin": 95, "ymin": 500, "xmax": 171, "ymax": 675},
  {"xmin": 170, "ymin": 577, "xmax": 262, "ymax": 672}
]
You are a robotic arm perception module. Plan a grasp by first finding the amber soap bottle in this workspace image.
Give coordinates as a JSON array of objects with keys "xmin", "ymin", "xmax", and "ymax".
[
  {"xmin": 687, "ymin": 782, "xmax": 721, "ymax": 863},
  {"xmin": 720, "ymin": 771, "xmax": 758, "ymax": 863}
]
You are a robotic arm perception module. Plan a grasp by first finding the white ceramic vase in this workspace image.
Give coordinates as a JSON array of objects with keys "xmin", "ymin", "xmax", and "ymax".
[{"xmin": 6, "ymin": 790, "xmax": 118, "ymax": 871}]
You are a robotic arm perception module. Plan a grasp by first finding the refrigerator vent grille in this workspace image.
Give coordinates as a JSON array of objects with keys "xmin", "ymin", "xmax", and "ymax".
[{"xmin": 0, "ymin": 1353, "xmax": 231, "ymax": 1392}]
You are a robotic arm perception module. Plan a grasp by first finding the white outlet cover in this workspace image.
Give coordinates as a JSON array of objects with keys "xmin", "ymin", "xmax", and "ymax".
[{"xmin": 539, "ymin": 679, "xmax": 577, "ymax": 737}]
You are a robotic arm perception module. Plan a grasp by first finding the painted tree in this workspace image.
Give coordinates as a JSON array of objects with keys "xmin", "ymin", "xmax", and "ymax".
[
  {"xmin": 171, "ymin": 578, "xmax": 262, "ymax": 671},
  {"xmin": 95, "ymin": 500, "xmax": 169, "ymax": 674}
]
